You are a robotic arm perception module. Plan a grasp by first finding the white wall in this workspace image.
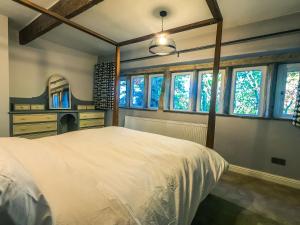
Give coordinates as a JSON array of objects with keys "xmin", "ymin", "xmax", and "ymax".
[
  {"xmin": 9, "ymin": 29, "xmax": 98, "ymax": 100},
  {"xmin": 0, "ymin": 15, "xmax": 9, "ymax": 136}
]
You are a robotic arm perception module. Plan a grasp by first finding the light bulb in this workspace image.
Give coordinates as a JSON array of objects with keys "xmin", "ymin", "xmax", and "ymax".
[{"xmin": 158, "ymin": 34, "xmax": 168, "ymax": 45}]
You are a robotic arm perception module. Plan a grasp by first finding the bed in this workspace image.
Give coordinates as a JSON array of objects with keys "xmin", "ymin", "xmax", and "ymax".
[{"xmin": 0, "ymin": 127, "xmax": 228, "ymax": 225}]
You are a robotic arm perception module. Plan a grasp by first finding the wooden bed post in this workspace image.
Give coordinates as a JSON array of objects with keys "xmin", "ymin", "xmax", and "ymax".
[
  {"xmin": 206, "ymin": 21, "xmax": 223, "ymax": 148},
  {"xmin": 113, "ymin": 46, "xmax": 120, "ymax": 126}
]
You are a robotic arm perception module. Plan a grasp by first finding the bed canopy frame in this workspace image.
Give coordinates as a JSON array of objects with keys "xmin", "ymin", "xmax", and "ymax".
[{"xmin": 13, "ymin": 0, "xmax": 223, "ymax": 148}]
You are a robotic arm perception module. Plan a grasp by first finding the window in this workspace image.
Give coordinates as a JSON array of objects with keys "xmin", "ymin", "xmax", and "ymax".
[
  {"xmin": 171, "ymin": 72, "xmax": 193, "ymax": 111},
  {"xmin": 197, "ymin": 70, "xmax": 225, "ymax": 113},
  {"xmin": 148, "ymin": 74, "xmax": 164, "ymax": 109},
  {"xmin": 274, "ymin": 63, "xmax": 300, "ymax": 118},
  {"xmin": 130, "ymin": 75, "xmax": 145, "ymax": 108},
  {"xmin": 119, "ymin": 79, "xmax": 127, "ymax": 106},
  {"xmin": 230, "ymin": 66, "xmax": 267, "ymax": 116}
]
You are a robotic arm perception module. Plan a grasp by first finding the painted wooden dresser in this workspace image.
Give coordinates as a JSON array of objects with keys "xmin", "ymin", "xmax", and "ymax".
[{"xmin": 9, "ymin": 104, "xmax": 105, "ymax": 139}]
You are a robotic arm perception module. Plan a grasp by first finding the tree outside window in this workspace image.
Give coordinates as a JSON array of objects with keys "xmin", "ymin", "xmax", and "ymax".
[
  {"xmin": 119, "ymin": 80, "xmax": 127, "ymax": 106},
  {"xmin": 131, "ymin": 76, "xmax": 144, "ymax": 107},
  {"xmin": 149, "ymin": 75, "xmax": 164, "ymax": 108},
  {"xmin": 173, "ymin": 74, "xmax": 191, "ymax": 110},
  {"xmin": 283, "ymin": 71, "xmax": 300, "ymax": 115},
  {"xmin": 233, "ymin": 70, "xmax": 263, "ymax": 115},
  {"xmin": 199, "ymin": 72, "xmax": 222, "ymax": 112}
]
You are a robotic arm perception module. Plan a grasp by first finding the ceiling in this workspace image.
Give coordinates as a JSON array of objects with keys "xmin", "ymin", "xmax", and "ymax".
[{"xmin": 1, "ymin": 0, "xmax": 300, "ymax": 56}]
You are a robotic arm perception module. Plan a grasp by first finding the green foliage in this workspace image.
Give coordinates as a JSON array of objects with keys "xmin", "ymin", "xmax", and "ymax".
[
  {"xmin": 150, "ymin": 76, "xmax": 164, "ymax": 108},
  {"xmin": 119, "ymin": 80, "xmax": 127, "ymax": 106},
  {"xmin": 173, "ymin": 75, "xmax": 191, "ymax": 110},
  {"xmin": 200, "ymin": 73, "xmax": 222, "ymax": 112},
  {"xmin": 132, "ymin": 77, "xmax": 144, "ymax": 107},
  {"xmin": 283, "ymin": 72, "xmax": 300, "ymax": 115},
  {"xmin": 233, "ymin": 70, "xmax": 262, "ymax": 115}
]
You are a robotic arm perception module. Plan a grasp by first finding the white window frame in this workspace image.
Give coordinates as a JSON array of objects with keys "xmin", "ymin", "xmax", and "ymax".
[
  {"xmin": 230, "ymin": 66, "xmax": 268, "ymax": 117},
  {"xmin": 148, "ymin": 74, "xmax": 164, "ymax": 109},
  {"xmin": 274, "ymin": 63, "xmax": 300, "ymax": 119},
  {"xmin": 130, "ymin": 75, "xmax": 145, "ymax": 108},
  {"xmin": 119, "ymin": 78, "xmax": 127, "ymax": 107},
  {"xmin": 170, "ymin": 71, "xmax": 194, "ymax": 111},
  {"xmin": 196, "ymin": 69, "xmax": 226, "ymax": 113}
]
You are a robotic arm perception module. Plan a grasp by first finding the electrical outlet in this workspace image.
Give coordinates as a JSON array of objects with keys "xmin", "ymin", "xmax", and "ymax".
[{"xmin": 271, "ymin": 157, "xmax": 286, "ymax": 166}]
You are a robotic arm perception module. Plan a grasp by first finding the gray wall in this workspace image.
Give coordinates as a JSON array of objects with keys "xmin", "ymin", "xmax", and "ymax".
[
  {"xmin": 106, "ymin": 109, "xmax": 300, "ymax": 180},
  {"xmin": 9, "ymin": 28, "xmax": 98, "ymax": 101}
]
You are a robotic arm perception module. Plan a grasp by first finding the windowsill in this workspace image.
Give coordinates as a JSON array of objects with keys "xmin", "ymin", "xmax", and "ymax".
[
  {"xmin": 119, "ymin": 107, "xmax": 157, "ymax": 112},
  {"xmin": 118, "ymin": 107, "xmax": 293, "ymax": 121}
]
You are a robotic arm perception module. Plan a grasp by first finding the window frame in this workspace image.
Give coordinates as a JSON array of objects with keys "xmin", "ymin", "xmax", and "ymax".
[
  {"xmin": 148, "ymin": 74, "xmax": 164, "ymax": 109},
  {"xmin": 274, "ymin": 63, "xmax": 300, "ymax": 119},
  {"xmin": 170, "ymin": 71, "xmax": 194, "ymax": 111},
  {"xmin": 230, "ymin": 66, "xmax": 268, "ymax": 117},
  {"xmin": 196, "ymin": 69, "xmax": 226, "ymax": 113},
  {"xmin": 130, "ymin": 75, "xmax": 145, "ymax": 109}
]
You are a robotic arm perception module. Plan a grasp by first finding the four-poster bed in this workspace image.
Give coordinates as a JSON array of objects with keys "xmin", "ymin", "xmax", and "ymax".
[
  {"xmin": 12, "ymin": 0, "xmax": 223, "ymax": 148},
  {"xmin": 0, "ymin": 1, "xmax": 228, "ymax": 225}
]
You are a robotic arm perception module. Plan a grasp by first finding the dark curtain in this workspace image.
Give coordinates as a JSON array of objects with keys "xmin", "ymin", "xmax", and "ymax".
[
  {"xmin": 293, "ymin": 80, "xmax": 300, "ymax": 127},
  {"xmin": 93, "ymin": 62, "xmax": 115, "ymax": 110}
]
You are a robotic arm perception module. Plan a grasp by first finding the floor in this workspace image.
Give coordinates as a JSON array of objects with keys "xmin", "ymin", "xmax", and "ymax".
[{"xmin": 192, "ymin": 171, "xmax": 300, "ymax": 225}]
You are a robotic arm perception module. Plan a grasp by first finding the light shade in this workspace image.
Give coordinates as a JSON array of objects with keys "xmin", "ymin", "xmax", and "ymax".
[{"xmin": 149, "ymin": 33, "xmax": 176, "ymax": 56}]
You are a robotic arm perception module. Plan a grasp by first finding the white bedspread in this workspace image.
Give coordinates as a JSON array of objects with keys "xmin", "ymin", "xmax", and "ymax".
[{"xmin": 0, "ymin": 127, "xmax": 228, "ymax": 225}]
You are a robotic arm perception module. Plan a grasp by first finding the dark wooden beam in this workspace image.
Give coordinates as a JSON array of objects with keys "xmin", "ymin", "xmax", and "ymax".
[
  {"xmin": 118, "ymin": 18, "xmax": 218, "ymax": 46},
  {"xmin": 206, "ymin": 21, "xmax": 223, "ymax": 148},
  {"xmin": 19, "ymin": 0, "xmax": 104, "ymax": 45},
  {"xmin": 206, "ymin": 0, "xmax": 223, "ymax": 21},
  {"xmin": 113, "ymin": 46, "xmax": 121, "ymax": 126},
  {"xmin": 13, "ymin": 0, "xmax": 118, "ymax": 46}
]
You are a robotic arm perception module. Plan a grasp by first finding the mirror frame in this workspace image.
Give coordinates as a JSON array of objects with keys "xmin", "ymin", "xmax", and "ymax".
[{"xmin": 48, "ymin": 75, "xmax": 72, "ymax": 110}]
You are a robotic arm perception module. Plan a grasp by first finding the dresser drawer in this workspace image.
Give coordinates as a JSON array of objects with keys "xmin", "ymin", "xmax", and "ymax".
[
  {"xmin": 30, "ymin": 104, "xmax": 45, "ymax": 110},
  {"xmin": 14, "ymin": 104, "xmax": 30, "ymax": 111},
  {"xmin": 79, "ymin": 112, "xmax": 104, "ymax": 120},
  {"xmin": 86, "ymin": 105, "xmax": 95, "ymax": 110},
  {"xmin": 77, "ymin": 105, "xmax": 87, "ymax": 110},
  {"xmin": 18, "ymin": 131, "xmax": 57, "ymax": 139},
  {"xmin": 79, "ymin": 119, "xmax": 104, "ymax": 128},
  {"xmin": 13, "ymin": 114, "xmax": 57, "ymax": 124},
  {"xmin": 13, "ymin": 122, "xmax": 57, "ymax": 135}
]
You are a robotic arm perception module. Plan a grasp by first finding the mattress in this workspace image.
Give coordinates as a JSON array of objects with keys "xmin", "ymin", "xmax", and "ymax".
[{"xmin": 0, "ymin": 126, "xmax": 228, "ymax": 225}]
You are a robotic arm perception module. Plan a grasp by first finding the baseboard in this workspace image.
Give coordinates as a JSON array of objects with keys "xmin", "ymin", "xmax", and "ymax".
[{"xmin": 229, "ymin": 164, "xmax": 300, "ymax": 190}]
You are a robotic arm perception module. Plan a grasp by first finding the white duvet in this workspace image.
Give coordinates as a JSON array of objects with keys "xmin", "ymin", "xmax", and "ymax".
[{"xmin": 0, "ymin": 127, "xmax": 228, "ymax": 225}]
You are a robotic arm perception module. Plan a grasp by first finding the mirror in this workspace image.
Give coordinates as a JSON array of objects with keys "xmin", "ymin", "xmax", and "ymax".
[{"xmin": 48, "ymin": 75, "xmax": 71, "ymax": 109}]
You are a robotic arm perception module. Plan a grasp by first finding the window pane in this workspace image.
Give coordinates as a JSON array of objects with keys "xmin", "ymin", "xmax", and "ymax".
[
  {"xmin": 199, "ymin": 73, "xmax": 222, "ymax": 112},
  {"xmin": 283, "ymin": 71, "xmax": 300, "ymax": 115},
  {"xmin": 233, "ymin": 70, "xmax": 263, "ymax": 115},
  {"xmin": 173, "ymin": 74, "xmax": 191, "ymax": 110},
  {"xmin": 132, "ymin": 77, "xmax": 144, "ymax": 107},
  {"xmin": 150, "ymin": 76, "xmax": 164, "ymax": 108},
  {"xmin": 119, "ymin": 80, "xmax": 127, "ymax": 106}
]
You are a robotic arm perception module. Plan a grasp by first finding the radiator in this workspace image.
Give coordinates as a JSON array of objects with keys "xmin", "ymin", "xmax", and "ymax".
[{"xmin": 124, "ymin": 116, "xmax": 207, "ymax": 145}]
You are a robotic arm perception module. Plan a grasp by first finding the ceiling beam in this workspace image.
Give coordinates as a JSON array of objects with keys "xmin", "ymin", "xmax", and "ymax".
[
  {"xmin": 19, "ymin": 0, "xmax": 104, "ymax": 45},
  {"xmin": 206, "ymin": 0, "xmax": 223, "ymax": 21},
  {"xmin": 13, "ymin": 0, "xmax": 118, "ymax": 46},
  {"xmin": 118, "ymin": 18, "xmax": 218, "ymax": 46}
]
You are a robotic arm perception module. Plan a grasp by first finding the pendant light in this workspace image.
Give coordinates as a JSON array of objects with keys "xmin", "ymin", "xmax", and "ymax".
[{"xmin": 149, "ymin": 10, "xmax": 176, "ymax": 56}]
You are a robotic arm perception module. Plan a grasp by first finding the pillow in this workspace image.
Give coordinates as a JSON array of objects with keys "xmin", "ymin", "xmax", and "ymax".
[{"xmin": 0, "ymin": 148, "xmax": 53, "ymax": 225}]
